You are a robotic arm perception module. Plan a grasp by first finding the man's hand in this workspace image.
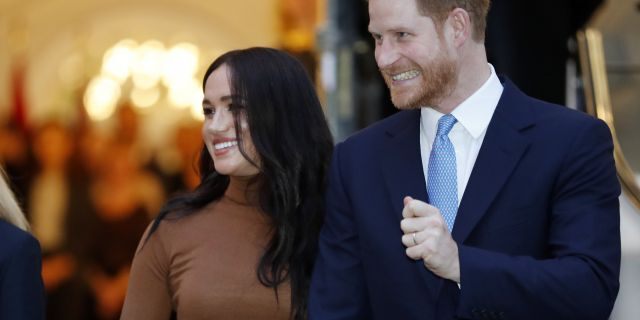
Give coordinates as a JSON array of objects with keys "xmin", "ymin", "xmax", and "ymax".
[{"xmin": 400, "ymin": 196, "xmax": 460, "ymax": 283}]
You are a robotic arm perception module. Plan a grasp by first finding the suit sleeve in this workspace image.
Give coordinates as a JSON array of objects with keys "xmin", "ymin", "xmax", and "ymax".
[
  {"xmin": 309, "ymin": 143, "xmax": 372, "ymax": 319},
  {"xmin": 120, "ymin": 223, "xmax": 173, "ymax": 320},
  {"xmin": 0, "ymin": 234, "xmax": 45, "ymax": 320},
  {"xmin": 457, "ymin": 119, "xmax": 621, "ymax": 320}
]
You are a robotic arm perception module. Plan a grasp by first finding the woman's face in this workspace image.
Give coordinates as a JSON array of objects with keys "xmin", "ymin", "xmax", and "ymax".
[{"xmin": 202, "ymin": 64, "xmax": 260, "ymax": 177}]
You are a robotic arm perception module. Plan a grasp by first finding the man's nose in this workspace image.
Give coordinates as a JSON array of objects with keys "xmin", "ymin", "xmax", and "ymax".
[{"xmin": 375, "ymin": 40, "xmax": 399, "ymax": 70}]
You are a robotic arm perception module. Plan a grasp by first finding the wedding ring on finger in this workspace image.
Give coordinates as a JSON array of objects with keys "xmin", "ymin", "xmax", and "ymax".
[{"xmin": 412, "ymin": 232, "xmax": 418, "ymax": 246}]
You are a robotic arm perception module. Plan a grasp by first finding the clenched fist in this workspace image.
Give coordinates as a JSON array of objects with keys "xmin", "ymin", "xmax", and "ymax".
[{"xmin": 400, "ymin": 196, "xmax": 460, "ymax": 283}]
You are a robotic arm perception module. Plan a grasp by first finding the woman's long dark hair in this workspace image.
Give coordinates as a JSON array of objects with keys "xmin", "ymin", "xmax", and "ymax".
[{"xmin": 147, "ymin": 47, "xmax": 333, "ymax": 319}]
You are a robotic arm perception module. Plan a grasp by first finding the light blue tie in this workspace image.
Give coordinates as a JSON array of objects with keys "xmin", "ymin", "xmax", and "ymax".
[{"xmin": 427, "ymin": 114, "xmax": 458, "ymax": 232}]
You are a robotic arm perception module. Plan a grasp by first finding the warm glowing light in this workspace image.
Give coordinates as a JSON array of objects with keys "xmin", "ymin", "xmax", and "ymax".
[
  {"xmin": 102, "ymin": 39, "xmax": 138, "ymax": 84},
  {"xmin": 168, "ymin": 77, "xmax": 200, "ymax": 109},
  {"xmin": 162, "ymin": 42, "xmax": 200, "ymax": 86},
  {"xmin": 190, "ymin": 90, "xmax": 205, "ymax": 121},
  {"xmin": 130, "ymin": 87, "xmax": 161, "ymax": 109},
  {"xmin": 89, "ymin": 38, "xmax": 206, "ymax": 122},
  {"xmin": 131, "ymin": 40, "xmax": 165, "ymax": 89},
  {"xmin": 84, "ymin": 76, "xmax": 121, "ymax": 121},
  {"xmin": 58, "ymin": 53, "xmax": 84, "ymax": 89}
]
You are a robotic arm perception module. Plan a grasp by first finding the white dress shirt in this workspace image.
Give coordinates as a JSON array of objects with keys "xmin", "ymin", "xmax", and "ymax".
[{"xmin": 419, "ymin": 64, "xmax": 504, "ymax": 206}]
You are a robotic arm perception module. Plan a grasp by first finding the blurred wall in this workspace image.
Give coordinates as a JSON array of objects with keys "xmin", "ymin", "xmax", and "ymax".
[{"xmin": 0, "ymin": 0, "xmax": 280, "ymax": 127}]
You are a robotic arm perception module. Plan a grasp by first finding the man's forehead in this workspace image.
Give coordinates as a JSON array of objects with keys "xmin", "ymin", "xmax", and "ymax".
[{"xmin": 368, "ymin": 1, "xmax": 433, "ymax": 32}]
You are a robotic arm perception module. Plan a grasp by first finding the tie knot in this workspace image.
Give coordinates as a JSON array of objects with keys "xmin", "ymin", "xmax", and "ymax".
[{"xmin": 436, "ymin": 114, "xmax": 457, "ymax": 137}]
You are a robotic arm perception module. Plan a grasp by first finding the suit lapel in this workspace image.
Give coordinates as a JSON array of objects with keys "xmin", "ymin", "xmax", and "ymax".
[
  {"xmin": 380, "ymin": 109, "xmax": 442, "ymax": 300},
  {"xmin": 380, "ymin": 109, "xmax": 428, "ymax": 217},
  {"xmin": 452, "ymin": 79, "xmax": 535, "ymax": 244}
]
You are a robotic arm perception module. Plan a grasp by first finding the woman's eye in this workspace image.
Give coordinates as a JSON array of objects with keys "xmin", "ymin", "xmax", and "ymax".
[{"xmin": 203, "ymin": 107, "xmax": 215, "ymax": 118}]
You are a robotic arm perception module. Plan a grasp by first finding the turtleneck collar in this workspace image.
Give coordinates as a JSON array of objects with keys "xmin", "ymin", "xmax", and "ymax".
[{"xmin": 223, "ymin": 175, "xmax": 261, "ymax": 207}]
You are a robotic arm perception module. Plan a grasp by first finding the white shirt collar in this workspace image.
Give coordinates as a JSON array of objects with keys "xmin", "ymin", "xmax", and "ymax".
[{"xmin": 421, "ymin": 64, "xmax": 503, "ymax": 141}]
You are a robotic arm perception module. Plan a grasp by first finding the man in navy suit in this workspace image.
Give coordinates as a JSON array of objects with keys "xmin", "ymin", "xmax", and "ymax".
[{"xmin": 309, "ymin": 0, "xmax": 621, "ymax": 319}]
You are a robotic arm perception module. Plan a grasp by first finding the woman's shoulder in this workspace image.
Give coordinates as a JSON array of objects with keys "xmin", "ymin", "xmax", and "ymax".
[
  {"xmin": 143, "ymin": 202, "xmax": 218, "ymax": 244},
  {"xmin": 134, "ymin": 203, "xmax": 219, "ymax": 265}
]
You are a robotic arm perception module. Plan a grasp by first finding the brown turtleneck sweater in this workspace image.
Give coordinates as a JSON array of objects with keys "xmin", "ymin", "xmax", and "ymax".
[{"xmin": 121, "ymin": 177, "xmax": 291, "ymax": 319}]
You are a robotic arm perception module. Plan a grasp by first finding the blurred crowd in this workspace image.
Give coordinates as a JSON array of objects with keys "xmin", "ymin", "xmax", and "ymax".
[{"xmin": 0, "ymin": 104, "xmax": 202, "ymax": 320}]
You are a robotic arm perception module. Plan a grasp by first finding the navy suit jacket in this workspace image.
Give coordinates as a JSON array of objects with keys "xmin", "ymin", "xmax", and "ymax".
[
  {"xmin": 309, "ymin": 79, "xmax": 621, "ymax": 319},
  {"xmin": 0, "ymin": 220, "xmax": 45, "ymax": 319}
]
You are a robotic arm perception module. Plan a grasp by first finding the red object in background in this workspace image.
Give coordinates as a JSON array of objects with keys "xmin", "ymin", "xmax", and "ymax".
[{"xmin": 10, "ymin": 61, "xmax": 29, "ymax": 133}]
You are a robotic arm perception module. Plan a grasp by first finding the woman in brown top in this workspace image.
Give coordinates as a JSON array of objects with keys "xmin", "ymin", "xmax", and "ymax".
[{"xmin": 120, "ymin": 47, "xmax": 333, "ymax": 320}]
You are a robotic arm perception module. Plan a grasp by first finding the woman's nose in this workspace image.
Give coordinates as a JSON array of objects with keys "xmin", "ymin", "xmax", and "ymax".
[{"xmin": 205, "ymin": 109, "xmax": 232, "ymax": 133}]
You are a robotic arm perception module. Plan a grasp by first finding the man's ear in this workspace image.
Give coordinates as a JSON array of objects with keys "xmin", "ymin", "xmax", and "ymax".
[{"xmin": 447, "ymin": 8, "xmax": 471, "ymax": 47}]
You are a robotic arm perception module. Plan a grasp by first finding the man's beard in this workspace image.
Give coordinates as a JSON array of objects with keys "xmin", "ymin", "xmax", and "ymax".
[{"xmin": 381, "ymin": 53, "xmax": 458, "ymax": 110}]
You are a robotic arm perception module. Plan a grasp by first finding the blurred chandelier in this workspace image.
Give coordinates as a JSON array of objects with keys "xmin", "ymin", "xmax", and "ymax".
[{"xmin": 83, "ymin": 39, "xmax": 204, "ymax": 121}]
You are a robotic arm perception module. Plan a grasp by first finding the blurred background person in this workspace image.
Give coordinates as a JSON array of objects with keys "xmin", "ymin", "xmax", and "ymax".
[
  {"xmin": 160, "ymin": 122, "xmax": 203, "ymax": 195},
  {"xmin": 0, "ymin": 120, "xmax": 32, "ymax": 203},
  {"xmin": 0, "ymin": 165, "xmax": 45, "ymax": 319},
  {"xmin": 85, "ymin": 141, "xmax": 157, "ymax": 319},
  {"xmin": 121, "ymin": 47, "xmax": 334, "ymax": 320},
  {"xmin": 27, "ymin": 119, "xmax": 162, "ymax": 319},
  {"xmin": 109, "ymin": 104, "xmax": 167, "ymax": 218},
  {"xmin": 27, "ymin": 122, "xmax": 95, "ymax": 320}
]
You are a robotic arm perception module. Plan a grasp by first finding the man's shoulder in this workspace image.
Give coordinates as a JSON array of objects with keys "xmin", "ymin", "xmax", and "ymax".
[
  {"xmin": 341, "ymin": 109, "xmax": 420, "ymax": 147},
  {"xmin": 527, "ymin": 97, "xmax": 603, "ymax": 131},
  {"xmin": 501, "ymin": 77, "xmax": 599, "ymax": 127},
  {"xmin": 494, "ymin": 79, "xmax": 602, "ymax": 130}
]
